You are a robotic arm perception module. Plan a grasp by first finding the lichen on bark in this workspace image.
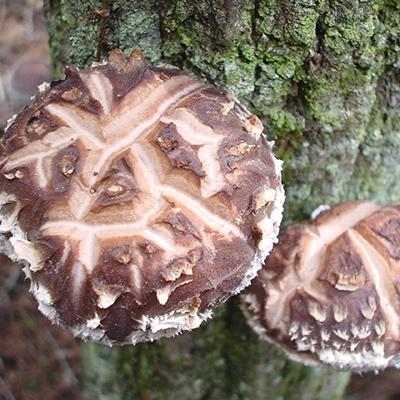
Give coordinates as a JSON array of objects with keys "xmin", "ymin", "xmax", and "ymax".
[
  {"xmin": 43, "ymin": 0, "xmax": 400, "ymax": 398},
  {"xmin": 44, "ymin": 0, "xmax": 161, "ymax": 78}
]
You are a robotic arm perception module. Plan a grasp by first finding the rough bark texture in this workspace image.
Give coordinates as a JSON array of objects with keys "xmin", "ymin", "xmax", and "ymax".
[{"xmin": 43, "ymin": 0, "xmax": 400, "ymax": 399}]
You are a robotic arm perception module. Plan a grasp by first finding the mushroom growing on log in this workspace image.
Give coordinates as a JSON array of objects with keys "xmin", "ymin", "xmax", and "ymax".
[
  {"xmin": 241, "ymin": 201, "xmax": 400, "ymax": 372},
  {"xmin": 0, "ymin": 49, "xmax": 284, "ymax": 345}
]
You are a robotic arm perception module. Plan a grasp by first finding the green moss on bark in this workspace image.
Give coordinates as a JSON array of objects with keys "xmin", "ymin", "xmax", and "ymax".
[
  {"xmin": 44, "ymin": 0, "xmax": 400, "ymax": 398},
  {"xmin": 44, "ymin": 0, "xmax": 161, "ymax": 78},
  {"xmin": 44, "ymin": 0, "xmax": 102, "ymax": 78}
]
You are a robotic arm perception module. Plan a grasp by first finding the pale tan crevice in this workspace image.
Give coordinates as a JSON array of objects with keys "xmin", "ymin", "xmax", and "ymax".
[
  {"xmin": 41, "ymin": 217, "xmax": 178, "ymax": 249},
  {"xmin": 5, "ymin": 128, "xmax": 77, "ymax": 169},
  {"xmin": 129, "ymin": 263, "xmax": 143, "ymax": 292},
  {"xmin": 4, "ymin": 128, "xmax": 80, "ymax": 189},
  {"xmin": 128, "ymin": 142, "xmax": 162, "ymax": 198},
  {"xmin": 81, "ymin": 71, "xmax": 114, "ymax": 114},
  {"xmin": 78, "ymin": 232, "xmax": 100, "ymax": 274},
  {"xmin": 160, "ymin": 185, "xmax": 243, "ymax": 239},
  {"xmin": 71, "ymin": 260, "xmax": 87, "ymax": 299},
  {"xmin": 46, "ymin": 103, "xmax": 105, "ymax": 148}
]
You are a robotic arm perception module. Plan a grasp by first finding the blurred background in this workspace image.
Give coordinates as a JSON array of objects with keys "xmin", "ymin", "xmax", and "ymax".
[
  {"xmin": 0, "ymin": 1, "xmax": 399, "ymax": 399},
  {"xmin": 1, "ymin": 2, "xmax": 81, "ymax": 399}
]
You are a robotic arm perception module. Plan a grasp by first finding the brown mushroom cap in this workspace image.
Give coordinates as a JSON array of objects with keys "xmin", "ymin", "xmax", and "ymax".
[
  {"xmin": 0, "ymin": 49, "xmax": 284, "ymax": 345},
  {"xmin": 241, "ymin": 201, "xmax": 400, "ymax": 372}
]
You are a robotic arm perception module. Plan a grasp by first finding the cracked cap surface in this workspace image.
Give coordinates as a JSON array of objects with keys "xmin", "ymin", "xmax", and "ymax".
[
  {"xmin": 0, "ymin": 49, "xmax": 284, "ymax": 345},
  {"xmin": 242, "ymin": 201, "xmax": 400, "ymax": 372}
]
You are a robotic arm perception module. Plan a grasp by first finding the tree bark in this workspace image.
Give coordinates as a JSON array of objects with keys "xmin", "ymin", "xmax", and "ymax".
[{"xmin": 44, "ymin": 0, "xmax": 399, "ymax": 399}]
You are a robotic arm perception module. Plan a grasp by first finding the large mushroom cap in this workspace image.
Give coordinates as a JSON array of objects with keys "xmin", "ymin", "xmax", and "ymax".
[
  {"xmin": 241, "ymin": 201, "xmax": 400, "ymax": 372},
  {"xmin": 0, "ymin": 49, "xmax": 284, "ymax": 345}
]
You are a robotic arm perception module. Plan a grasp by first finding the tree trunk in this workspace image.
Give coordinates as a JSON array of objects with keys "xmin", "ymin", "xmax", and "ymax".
[{"xmin": 44, "ymin": 0, "xmax": 399, "ymax": 399}]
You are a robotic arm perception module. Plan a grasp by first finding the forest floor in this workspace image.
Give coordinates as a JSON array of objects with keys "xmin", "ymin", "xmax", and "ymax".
[
  {"xmin": 0, "ymin": 256, "xmax": 82, "ymax": 400},
  {"xmin": 0, "ymin": 1, "xmax": 399, "ymax": 399}
]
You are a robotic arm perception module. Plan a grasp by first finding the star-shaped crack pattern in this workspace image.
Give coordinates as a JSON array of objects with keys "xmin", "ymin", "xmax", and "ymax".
[{"xmin": 0, "ymin": 51, "xmax": 283, "ymax": 343}]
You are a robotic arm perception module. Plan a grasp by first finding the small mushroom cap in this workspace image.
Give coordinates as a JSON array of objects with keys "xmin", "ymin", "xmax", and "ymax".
[
  {"xmin": 241, "ymin": 201, "xmax": 400, "ymax": 372},
  {"xmin": 0, "ymin": 49, "xmax": 284, "ymax": 345}
]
